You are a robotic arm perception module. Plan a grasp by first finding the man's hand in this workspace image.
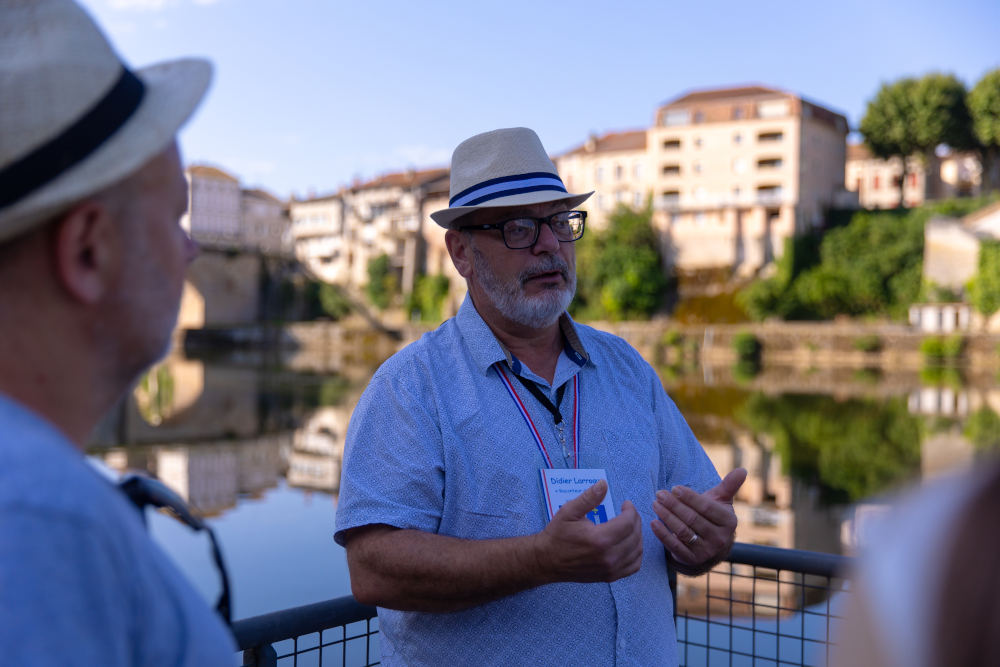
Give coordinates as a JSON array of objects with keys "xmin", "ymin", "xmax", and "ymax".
[
  {"xmin": 533, "ymin": 480, "xmax": 643, "ymax": 583},
  {"xmin": 651, "ymin": 468, "xmax": 747, "ymax": 570}
]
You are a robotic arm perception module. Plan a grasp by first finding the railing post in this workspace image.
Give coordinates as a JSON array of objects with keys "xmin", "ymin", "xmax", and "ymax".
[{"xmin": 242, "ymin": 644, "xmax": 277, "ymax": 667}]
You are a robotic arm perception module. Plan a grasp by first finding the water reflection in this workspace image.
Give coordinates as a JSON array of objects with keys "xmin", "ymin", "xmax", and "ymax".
[{"xmin": 83, "ymin": 331, "xmax": 1000, "ymax": 620}]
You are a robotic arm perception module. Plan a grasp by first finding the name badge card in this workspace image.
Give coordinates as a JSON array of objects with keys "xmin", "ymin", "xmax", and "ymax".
[{"xmin": 539, "ymin": 468, "xmax": 616, "ymax": 525}]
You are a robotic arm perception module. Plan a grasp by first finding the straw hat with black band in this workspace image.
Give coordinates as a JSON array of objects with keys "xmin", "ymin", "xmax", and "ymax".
[
  {"xmin": 0, "ymin": 0, "xmax": 212, "ymax": 243},
  {"xmin": 431, "ymin": 127, "xmax": 593, "ymax": 229}
]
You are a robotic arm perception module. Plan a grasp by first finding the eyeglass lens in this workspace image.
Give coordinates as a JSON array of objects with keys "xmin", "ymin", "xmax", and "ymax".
[{"xmin": 503, "ymin": 212, "xmax": 583, "ymax": 248}]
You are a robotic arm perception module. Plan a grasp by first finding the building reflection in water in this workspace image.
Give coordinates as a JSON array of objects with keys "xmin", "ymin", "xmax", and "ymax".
[{"xmin": 88, "ymin": 345, "xmax": 1000, "ymax": 620}]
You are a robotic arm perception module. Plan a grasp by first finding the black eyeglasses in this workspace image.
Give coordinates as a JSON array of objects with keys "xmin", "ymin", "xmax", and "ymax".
[
  {"xmin": 119, "ymin": 473, "xmax": 232, "ymax": 625},
  {"xmin": 463, "ymin": 210, "xmax": 586, "ymax": 249}
]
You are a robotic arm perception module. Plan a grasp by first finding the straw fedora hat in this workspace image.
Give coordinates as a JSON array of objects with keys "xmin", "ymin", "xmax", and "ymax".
[
  {"xmin": 431, "ymin": 127, "xmax": 593, "ymax": 229},
  {"xmin": 0, "ymin": 0, "xmax": 212, "ymax": 242}
]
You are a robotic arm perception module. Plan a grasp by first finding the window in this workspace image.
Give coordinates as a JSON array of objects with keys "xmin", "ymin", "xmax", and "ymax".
[
  {"xmin": 732, "ymin": 158, "xmax": 747, "ymax": 174},
  {"xmin": 757, "ymin": 185, "xmax": 783, "ymax": 203},
  {"xmin": 693, "ymin": 161, "xmax": 703, "ymax": 174},
  {"xmin": 661, "ymin": 190, "xmax": 680, "ymax": 207},
  {"xmin": 662, "ymin": 164, "xmax": 681, "ymax": 176},
  {"xmin": 693, "ymin": 110, "xmax": 705, "ymax": 123},
  {"xmin": 615, "ymin": 164, "xmax": 624, "ymax": 181},
  {"xmin": 662, "ymin": 138, "xmax": 681, "ymax": 150},
  {"xmin": 758, "ymin": 131, "xmax": 783, "ymax": 143},
  {"xmin": 694, "ymin": 137, "xmax": 703, "ymax": 148},
  {"xmin": 595, "ymin": 166, "xmax": 603, "ymax": 183},
  {"xmin": 634, "ymin": 192, "xmax": 643, "ymax": 208},
  {"xmin": 662, "ymin": 110, "xmax": 690, "ymax": 126},
  {"xmin": 757, "ymin": 100, "xmax": 789, "ymax": 118},
  {"xmin": 733, "ymin": 133, "xmax": 743, "ymax": 145},
  {"xmin": 873, "ymin": 175, "xmax": 880, "ymax": 189},
  {"xmin": 633, "ymin": 163, "xmax": 642, "ymax": 179},
  {"xmin": 732, "ymin": 186, "xmax": 742, "ymax": 200},
  {"xmin": 757, "ymin": 157, "xmax": 783, "ymax": 169},
  {"xmin": 733, "ymin": 107, "xmax": 745, "ymax": 120}
]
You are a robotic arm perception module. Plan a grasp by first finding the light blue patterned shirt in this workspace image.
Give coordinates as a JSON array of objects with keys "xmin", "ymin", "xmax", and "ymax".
[{"xmin": 335, "ymin": 296, "xmax": 720, "ymax": 666}]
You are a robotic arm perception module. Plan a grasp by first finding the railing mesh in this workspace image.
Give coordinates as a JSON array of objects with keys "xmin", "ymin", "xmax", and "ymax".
[
  {"xmin": 234, "ymin": 544, "xmax": 850, "ymax": 666},
  {"xmin": 674, "ymin": 557, "xmax": 848, "ymax": 666}
]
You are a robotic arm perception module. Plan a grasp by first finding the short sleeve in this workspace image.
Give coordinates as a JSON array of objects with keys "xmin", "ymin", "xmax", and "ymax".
[{"xmin": 334, "ymin": 362, "xmax": 446, "ymax": 545}]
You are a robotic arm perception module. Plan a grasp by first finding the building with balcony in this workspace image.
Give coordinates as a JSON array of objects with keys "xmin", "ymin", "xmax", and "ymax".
[
  {"xmin": 243, "ymin": 187, "xmax": 292, "ymax": 257},
  {"xmin": 288, "ymin": 193, "xmax": 348, "ymax": 284},
  {"xmin": 649, "ymin": 85, "xmax": 850, "ymax": 273},
  {"xmin": 554, "ymin": 130, "xmax": 653, "ymax": 230}
]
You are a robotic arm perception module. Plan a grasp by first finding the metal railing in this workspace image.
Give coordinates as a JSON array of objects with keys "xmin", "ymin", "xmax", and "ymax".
[{"xmin": 233, "ymin": 543, "xmax": 851, "ymax": 666}]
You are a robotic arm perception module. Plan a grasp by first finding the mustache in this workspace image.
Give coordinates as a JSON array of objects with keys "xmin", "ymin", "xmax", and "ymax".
[{"xmin": 518, "ymin": 255, "xmax": 570, "ymax": 285}]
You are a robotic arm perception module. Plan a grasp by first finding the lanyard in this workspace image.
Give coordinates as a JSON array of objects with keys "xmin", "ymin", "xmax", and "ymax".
[{"xmin": 495, "ymin": 363, "xmax": 580, "ymax": 468}]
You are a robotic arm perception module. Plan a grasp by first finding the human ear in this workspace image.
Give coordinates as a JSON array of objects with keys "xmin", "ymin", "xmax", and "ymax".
[
  {"xmin": 50, "ymin": 199, "xmax": 120, "ymax": 304},
  {"xmin": 445, "ymin": 230, "xmax": 474, "ymax": 279}
]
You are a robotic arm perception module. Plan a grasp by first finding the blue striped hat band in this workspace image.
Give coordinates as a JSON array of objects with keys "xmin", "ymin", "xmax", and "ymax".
[{"xmin": 449, "ymin": 171, "xmax": 568, "ymax": 208}]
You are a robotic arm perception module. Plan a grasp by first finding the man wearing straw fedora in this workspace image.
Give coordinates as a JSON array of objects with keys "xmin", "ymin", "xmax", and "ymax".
[
  {"xmin": 0, "ymin": 0, "xmax": 236, "ymax": 663},
  {"xmin": 336, "ymin": 127, "xmax": 746, "ymax": 664}
]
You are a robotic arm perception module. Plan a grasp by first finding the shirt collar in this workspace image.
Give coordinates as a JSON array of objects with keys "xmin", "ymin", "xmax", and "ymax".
[{"xmin": 455, "ymin": 294, "xmax": 590, "ymax": 376}]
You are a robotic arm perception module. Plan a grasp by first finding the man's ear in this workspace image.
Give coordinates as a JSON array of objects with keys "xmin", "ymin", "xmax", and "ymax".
[
  {"xmin": 445, "ymin": 229, "xmax": 474, "ymax": 279},
  {"xmin": 50, "ymin": 199, "xmax": 121, "ymax": 304}
]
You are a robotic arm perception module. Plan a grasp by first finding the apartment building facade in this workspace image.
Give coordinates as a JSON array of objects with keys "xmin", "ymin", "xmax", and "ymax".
[
  {"xmin": 554, "ymin": 130, "xmax": 654, "ymax": 230},
  {"xmin": 290, "ymin": 168, "xmax": 455, "ymax": 296},
  {"xmin": 648, "ymin": 86, "xmax": 850, "ymax": 273},
  {"xmin": 845, "ymin": 143, "xmax": 982, "ymax": 209},
  {"xmin": 288, "ymin": 194, "xmax": 348, "ymax": 284},
  {"xmin": 184, "ymin": 164, "xmax": 292, "ymax": 256}
]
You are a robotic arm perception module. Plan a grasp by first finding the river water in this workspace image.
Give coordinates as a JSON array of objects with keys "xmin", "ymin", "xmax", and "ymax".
[{"xmin": 84, "ymin": 327, "xmax": 998, "ymax": 621}]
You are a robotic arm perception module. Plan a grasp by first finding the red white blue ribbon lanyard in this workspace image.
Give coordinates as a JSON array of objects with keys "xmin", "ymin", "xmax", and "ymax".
[{"xmin": 495, "ymin": 363, "xmax": 580, "ymax": 468}]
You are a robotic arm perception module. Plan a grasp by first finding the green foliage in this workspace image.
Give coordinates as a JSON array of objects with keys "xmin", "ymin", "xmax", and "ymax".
[
  {"xmin": 406, "ymin": 273, "xmax": 451, "ymax": 323},
  {"xmin": 861, "ymin": 74, "xmax": 974, "ymax": 202},
  {"xmin": 573, "ymin": 204, "xmax": 669, "ymax": 321},
  {"xmin": 731, "ymin": 332, "xmax": 761, "ymax": 361},
  {"xmin": 920, "ymin": 335, "xmax": 965, "ymax": 363},
  {"xmin": 964, "ymin": 407, "xmax": 1000, "ymax": 452},
  {"xmin": 969, "ymin": 240, "xmax": 1000, "ymax": 315},
  {"xmin": 738, "ymin": 393, "xmax": 922, "ymax": 502},
  {"xmin": 365, "ymin": 253, "xmax": 398, "ymax": 310},
  {"xmin": 136, "ymin": 365, "xmax": 175, "ymax": 426},
  {"xmin": 860, "ymin": 77, "xmax": 921, "ymax": 161},
  {"xmin": 736, "ymin": 233, "xmax": 823, "ymax": 320},
  {"xmin": 969, "ymin": 68, "xmax": 1000, "ymax": 148},
  {"xmin": 739, "ymin": 198, "xmax": 1000, "ymax": 322},
  {"xmin": 661, "ymin": 330, "xmax": 683, "ymax": 347},
  {"xmin": 318, "ymin": 283, "xmax": 352, "ymax": 320},
  {"xmin": 919, "ymin": 365, "xmax": 964, "ymax": 388},
  {"xmin": 853, "ymin": 335, "xmax": 882, "ymax": 352}
]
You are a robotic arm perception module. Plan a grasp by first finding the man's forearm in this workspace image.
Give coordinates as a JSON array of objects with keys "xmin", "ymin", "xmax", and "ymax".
[{"xmin": 345, "ymin": 525, "xmax": 548, "ymax": 612}]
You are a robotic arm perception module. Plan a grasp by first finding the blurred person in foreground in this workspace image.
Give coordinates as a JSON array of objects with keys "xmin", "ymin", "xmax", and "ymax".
[
  {"xmin": 832, "ymin": 459, "xmax": 1000, "ymax": 667},
  {"xmin": 0, "ymin": 0, "xmax": 236, "ymax": 663},
  {"xmin": 335, "ymin": 126, "xmax": 747, "ymax": 665}
]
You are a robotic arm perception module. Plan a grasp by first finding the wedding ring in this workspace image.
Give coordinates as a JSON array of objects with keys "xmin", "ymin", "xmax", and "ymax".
[{"xmin": 686, "ymin": 533, "xmax": 700, "ymax": 546}]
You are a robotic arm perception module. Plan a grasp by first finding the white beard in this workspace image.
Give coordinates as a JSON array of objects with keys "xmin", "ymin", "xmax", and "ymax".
[{"xmin": 471, "ymin": 245, "xmax": 576, "ymax": 329}]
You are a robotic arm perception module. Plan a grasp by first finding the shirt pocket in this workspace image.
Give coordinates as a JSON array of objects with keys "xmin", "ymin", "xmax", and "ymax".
[{"xmin": 443, "ymin": 468, "xmax": 541, "ymax": 540}]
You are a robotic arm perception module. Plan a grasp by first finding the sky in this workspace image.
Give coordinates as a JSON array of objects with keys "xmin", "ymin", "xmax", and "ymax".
[{"xmin": 79, "ymin": 0, "xmax": 1000, "ymax": 200}]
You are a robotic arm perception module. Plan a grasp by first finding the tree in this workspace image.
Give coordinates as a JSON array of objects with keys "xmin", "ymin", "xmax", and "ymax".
[
  {"xmin": 572, "ymin": 204, "xmax": 669, "ymax": 321},
  {"xmin": 365, "ymin": 253, "xmax": 398, "ymax": 310},
  {"xmin": 860, "ymin": 74, "xmax": 975, "ymax": 205},
  {"xmin": 860, "ymin": 77, "xmax": 919, "ymax": 206},
  {"xmin": 969, "ymin": 68, "xmax": 1000, "ymax": 193}
]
